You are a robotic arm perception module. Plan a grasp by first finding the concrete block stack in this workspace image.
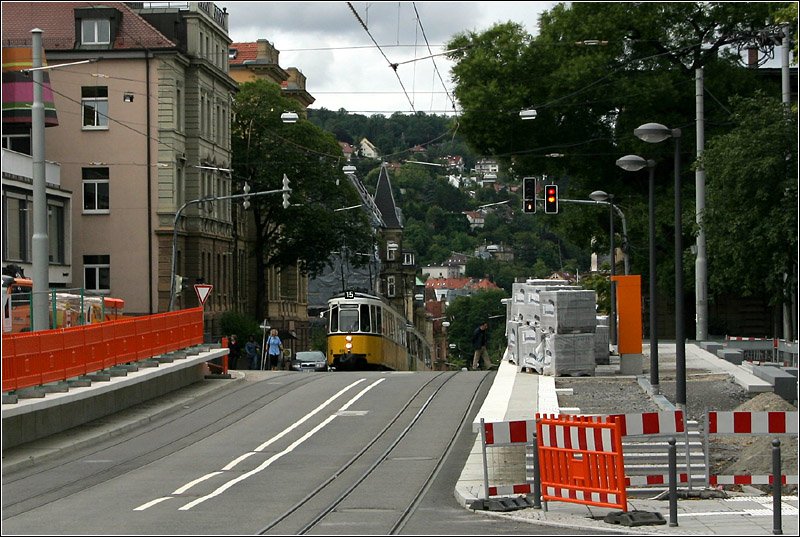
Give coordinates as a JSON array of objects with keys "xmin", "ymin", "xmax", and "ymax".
[
  {"xmin": 505, "ymin": 319, "xmax": 521, "ymax": 364},
  {"xmin": 542, "ymin": 333, "xmax": 596, "ymax": 376},
  {"xmin": 517, "ymin": 324, "xmax": 542, "ymax": 372},
  {"xmin": 506, "ymin": 279, "xmax": 597, "ymax": 376},
  {"xmin": 538, "ymin": 289, "xmax": 598, "ymax": 376},
  {"xmin": 595, "ymin": 315, "xmax": 610, "ymax": 365},
  {"xmin": 539, "ymin": 289, "xmax": 597, "ymax": 334}
]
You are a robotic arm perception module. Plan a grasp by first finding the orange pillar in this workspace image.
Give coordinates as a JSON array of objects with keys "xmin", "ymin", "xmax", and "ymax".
[{"xmin": 611, "ymin": 275, "xmax": 643, "ymax": 355}]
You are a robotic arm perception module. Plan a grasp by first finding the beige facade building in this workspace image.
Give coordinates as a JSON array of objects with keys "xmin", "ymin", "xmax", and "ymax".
[{"xmin": 2, "ymin": 2, "xmax": 238, "ymax": 339}]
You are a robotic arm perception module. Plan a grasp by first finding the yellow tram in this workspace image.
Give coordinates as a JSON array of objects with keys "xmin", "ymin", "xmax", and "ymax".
[{"xmin": 326, "ymin": 290, "xmax": 432, "ymax": 371}]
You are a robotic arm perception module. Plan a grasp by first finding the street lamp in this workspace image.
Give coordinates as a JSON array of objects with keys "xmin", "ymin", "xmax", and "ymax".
[
  {"xmin": 635, "ymin": 122, "xmax": 685, "ymax": 410},
  {"xmin": 519, "ymin": 109, "xmax": 537, "ymax": 120},
  {"xmin": 589, "ymin": 190, "xmax": 619, "ymax": 348},
  {"xmin": 27, "ymin": 29, "xmax": 95, "ymax": 330},
  {"xmin": 616, "ymin": 154, "xmax": 659, "ymax": 394}
]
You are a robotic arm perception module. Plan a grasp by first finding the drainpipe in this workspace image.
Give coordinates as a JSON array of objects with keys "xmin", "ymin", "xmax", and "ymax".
[{"xmin": 146, "ymin": 51, "xmax": 153, "ymax": 313}]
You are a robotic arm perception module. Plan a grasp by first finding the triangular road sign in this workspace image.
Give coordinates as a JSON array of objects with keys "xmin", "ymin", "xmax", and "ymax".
[{"xmin": 194, "ymin": 284, "xmax": 213, "ymax": 306}]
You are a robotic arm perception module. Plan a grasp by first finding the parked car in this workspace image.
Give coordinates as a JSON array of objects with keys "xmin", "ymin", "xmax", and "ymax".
[{"xmin": 291, "ymin": 350, "xmax": 328, "ymax": 372}]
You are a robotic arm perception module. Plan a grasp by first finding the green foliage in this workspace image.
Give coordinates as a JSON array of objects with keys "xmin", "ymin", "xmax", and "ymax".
[
  {"xmin": 220, "ymin": 311, "xmax": 261, "ymax": 340},
  {"xmin": 446, "ymin": 1, "xmax": 793, "ymax": 300},
  {"xmin": 701, "ymin": 92, "xmax": 797, "ymax": 306},
  {"xmin": 444, "ymin": 289, "xmax": 509, "ymax": 365},
  {"xmin": 580, "ymin": 273, "xmax": 611, "ymax": 315},
  {"xmin": 231, "ymin": 80, "xmax": 375, "ymax": 318}
]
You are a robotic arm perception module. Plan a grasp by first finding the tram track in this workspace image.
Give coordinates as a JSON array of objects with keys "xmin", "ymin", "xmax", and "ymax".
[
  {"xmin": 1, "ymin": 372, "xmax": 320, "ymax": 516},
  {"xmin": 256, "ymin": 371, "xmax": 492, "ymax": 535}
]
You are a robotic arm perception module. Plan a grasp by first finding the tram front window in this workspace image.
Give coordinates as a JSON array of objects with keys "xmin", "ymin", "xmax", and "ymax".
[{"xmin": 339, "ymin": 308, "xmax": 359, "ymax": 332}]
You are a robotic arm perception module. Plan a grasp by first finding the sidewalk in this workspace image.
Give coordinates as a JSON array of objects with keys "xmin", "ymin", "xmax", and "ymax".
[{"xmin": 454, "ymin": 343, "xmax": 799, "ymax": 535}]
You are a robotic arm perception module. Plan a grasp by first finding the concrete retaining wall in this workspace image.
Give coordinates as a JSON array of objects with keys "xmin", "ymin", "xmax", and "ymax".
[{"xmin": 2, "ymin": 347, "xmax": 226, "ymax": 449}]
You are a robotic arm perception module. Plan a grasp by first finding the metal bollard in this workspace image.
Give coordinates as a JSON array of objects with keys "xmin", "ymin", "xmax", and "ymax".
[
  {"xmin": 773, "ymin": 438, "xmax": 782, "ymax": 535},
  {"xmin": 532, "ymin": 430, "xmax": 542, "ymax": 509},
  {"xmin": 668, "ymin": 437, "xmax": 678, "ymax": 527}
]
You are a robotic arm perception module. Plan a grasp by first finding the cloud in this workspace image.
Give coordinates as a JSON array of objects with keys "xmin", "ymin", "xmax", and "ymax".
[{"xmin": 218, "ymin": 1, "xmax": 556, "ymax": 114}]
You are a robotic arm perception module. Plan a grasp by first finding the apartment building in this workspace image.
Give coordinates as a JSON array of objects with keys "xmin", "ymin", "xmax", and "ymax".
[{"xmin": 2, "ymin": 2, "xmax": 237, "ymax": 338}]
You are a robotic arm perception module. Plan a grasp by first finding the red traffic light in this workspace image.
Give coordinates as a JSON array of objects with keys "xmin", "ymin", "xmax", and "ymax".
[{"xmin": 544, "ymin": 184, "xmax": 558, "ymax": 214}]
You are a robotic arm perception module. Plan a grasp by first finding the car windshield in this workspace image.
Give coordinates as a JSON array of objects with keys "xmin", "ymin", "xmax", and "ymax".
[{"xmin": 295, "ymin": 352, "xmax": 324, "ymax": 361}]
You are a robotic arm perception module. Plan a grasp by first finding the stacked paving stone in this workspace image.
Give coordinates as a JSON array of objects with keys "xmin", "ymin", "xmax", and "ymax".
[
  {"xmin": 538, "ymin": 289, "xmax": 598, "ymax": 376},
  {"xmin": 595, "ymin": 315, "xmax": 610, "ymax": 365},
  {"xmin": 508, "ymin": 279, "xmax": 600, "ymax": 375}
]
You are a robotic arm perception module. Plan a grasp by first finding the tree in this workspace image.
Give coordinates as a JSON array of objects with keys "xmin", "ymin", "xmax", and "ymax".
[
  {"xmin": 446, "ymin": 1, "xmax": 791, "ymax": 302},
  {"xmin": 232, "ymin": 80, "xmax": 374, "ymax": 319},
  {"xmin": 700, "ymin": 92, "xmax": 797, "ymax": 309},
  {"xmin": 444, "ymin": 289, "xmax": 509, "ymax": 368}
]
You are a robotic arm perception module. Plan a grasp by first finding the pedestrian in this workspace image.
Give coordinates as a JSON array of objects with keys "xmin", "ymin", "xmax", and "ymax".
[
  {"xmin": 245, "ymin": 335, "xmax": 260, "ymax": 370},
  {"xmin": 266, "ymin": 328, "xmax": 283, "ymax": 371},
  {"xmin": 472, "ymin": 321, "xmax": 491, "ymax": 370},
  {"xmin": 227, "ymin": 334, "xmax": 241, "ymax": 369}
]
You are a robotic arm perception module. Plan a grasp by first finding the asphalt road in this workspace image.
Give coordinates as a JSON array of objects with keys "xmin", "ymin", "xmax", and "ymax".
[{"xmin": 2, "ymin": 371, "xmax": 612, "ymax": 535}]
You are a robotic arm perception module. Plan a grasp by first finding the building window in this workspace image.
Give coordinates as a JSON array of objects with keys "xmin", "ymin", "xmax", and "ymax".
[
  {"xmin": 81, "ymin": 19, "xmax": 110, "ymax": 45},
  {"xmin": 176, "ymin": 86, "xmax": 183, "ymax": 132},
  {"xmin": 403, "ymin": 252, "xmax": 414, "ymax": 266},
  {"xmin": 2, "ymin": 134, "xmax": 31, "ymax": 155},
  {"xmin": 387, "ymin": 242, "xmax": 398, "ymax": 261},
  {"xmin": 82, "ymin": 167, "xmax": 110, "ymax": 213},
  {"xmin": 3, "ymin": 194, "xmax": 29, "ymax": 262},
  {"xmin": 48, "ymin": 202, "xmax": 65, "ymax": 264},
  {"xmin": 387, "ymin": 275, "xmax": 396, "ymax": 297},
  {"xmin": 82, "ymin": 86, "xmax": 109, "ymax": 129},
  {"xmin": 84, "ymin": 254, "xmax": 110, "ymax": 292}
]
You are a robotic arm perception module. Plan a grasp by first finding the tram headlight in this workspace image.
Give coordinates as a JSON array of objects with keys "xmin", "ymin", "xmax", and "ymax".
[
  {"xmin": 345, "ymin": 335, "xmax": 353, "ymax": 342},
  {"xmin": 345, "ymin": 342, "xmax": 353, "ymax": 350}
]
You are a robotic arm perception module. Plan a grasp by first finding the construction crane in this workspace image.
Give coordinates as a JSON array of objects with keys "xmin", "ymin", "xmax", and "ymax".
[{"xmin": 342, "ymin": 165, "xmax": 386, "ymax": 229}]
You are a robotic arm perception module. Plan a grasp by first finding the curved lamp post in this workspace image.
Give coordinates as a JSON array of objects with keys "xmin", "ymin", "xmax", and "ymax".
[
  {"xmin": 589, "ymin": 190, "xmax": 624, "ymax": 348},
  {"xmin": 635, "ymin": 122, "xmax": 685, "ymax": 410},
  {"xmin": 616, "ymin": 154, "xmax": 659, "ymax": 394}
]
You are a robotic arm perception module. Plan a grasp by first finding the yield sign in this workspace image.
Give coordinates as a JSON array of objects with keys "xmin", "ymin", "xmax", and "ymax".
[{"xmin": 194, "ymin": 284, "xmax": 213, "ymax": 306}]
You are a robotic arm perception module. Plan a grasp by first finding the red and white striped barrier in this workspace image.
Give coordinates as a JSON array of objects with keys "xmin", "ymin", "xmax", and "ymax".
[
  {"xmin": 625, "ymin": 473, "xmax": 690, "ymax": 487},
  {"xmin": 708, "ymin": 411, "xmax": 798, "ymax": 435},
  {"xmin": 488, "ymin": 483, "xmax": 532, "ymax": 496},
  {"xmin": 710, "ymin": 474, "xmax": 799, "ymax": 486},
  {"xmin": 543, "ymin": 485, "xmax": 623, "ymax": 507},
  {"xmin": 482, "ymin": 419, "xmax": 536, "ymax": 446},
  {"xmin": 606, "ymin": 411, "xmax": 685, "ymax": 437},
  {"xmin": 480, "ymin": 411, "xmax": 686, "ymax": 499},
  {"xmin": 705, "ymin": 410, "xmax": 798, "ymax": 489}
]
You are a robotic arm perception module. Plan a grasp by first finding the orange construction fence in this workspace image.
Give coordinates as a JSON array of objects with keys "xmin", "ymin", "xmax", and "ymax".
[
  {"xmin": 536, "ymin": 414, "xmax": 628, "ymax": 511},
  {"xmin": 2, "ymin": 307, "xmax": 204, "ymax": 393}
]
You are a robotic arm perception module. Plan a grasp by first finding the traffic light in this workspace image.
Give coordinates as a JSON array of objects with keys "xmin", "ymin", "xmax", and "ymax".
[
  {"xmin": 242, "ymin": 182, "xmax": 251, "ymax": 210},
  {"xmin": 174, "ymin": 275, "xmax": 184, "ymax": 296},
  {"xmin": 522, "ymin": 177, "xmax": 536, "ymax": 213},
  {"xmin": 282, "ymin": 174, "xmax": 291, "ymax": 209},
  {"xmin": 544, "ymin": 184, "xmax": 559, "ymax": 214}
]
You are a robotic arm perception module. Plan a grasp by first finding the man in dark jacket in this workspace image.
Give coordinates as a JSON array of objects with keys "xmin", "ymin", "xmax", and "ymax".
[{"xmin": 471, "ymin": 321, "xmax": 491, "ymax": 370}]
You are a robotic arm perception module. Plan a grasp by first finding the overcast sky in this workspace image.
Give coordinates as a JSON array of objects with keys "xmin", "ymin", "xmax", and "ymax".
[{"xmin": 217, "ymin": 1, "xmax": 557, "ymax": 116}]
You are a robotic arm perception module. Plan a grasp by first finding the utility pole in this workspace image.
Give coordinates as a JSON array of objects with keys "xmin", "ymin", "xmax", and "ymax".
[
  {"xmin": 695, "ymin": 66, "xmax": 708, "ymax": 342},
  {"xmin": 780, "ymin": 24, "xmax": 796, "ymax": 341},
  {"xmin": 31, "ymin": 28, "xmax": 49, "ymax": 331}
]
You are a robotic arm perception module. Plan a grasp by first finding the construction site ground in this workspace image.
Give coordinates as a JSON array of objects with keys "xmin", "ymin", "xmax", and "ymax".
[{"xmin": 554, "ymin": 356, "xmax": 798, "ymax": 494}]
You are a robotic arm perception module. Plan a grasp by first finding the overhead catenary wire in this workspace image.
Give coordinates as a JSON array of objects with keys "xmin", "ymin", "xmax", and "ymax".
[{"xmin": 346, "ymin": 1, "xmax": 416, "ymax": 113}]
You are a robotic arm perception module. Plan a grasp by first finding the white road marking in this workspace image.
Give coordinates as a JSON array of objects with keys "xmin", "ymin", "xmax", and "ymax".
[
  {"xmin": 133, "ymin": 497, "xmax": 173, "ymax": 511},
  {"xmin": 134, "ymin": 378, "xmax": 370, "ymax": 511},
  {"xmin": 178, "ymin": 378, "xmax": 384, "ymax": 510},
  {"xmin": 172, "ymin": 471, "xmax": 224, "ymax": 495}
]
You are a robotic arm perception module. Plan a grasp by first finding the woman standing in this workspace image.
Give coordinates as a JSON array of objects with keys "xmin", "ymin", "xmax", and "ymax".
[{"xmin": 266, "ymin": 329, "xmax": 283, "ymax": 371}]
